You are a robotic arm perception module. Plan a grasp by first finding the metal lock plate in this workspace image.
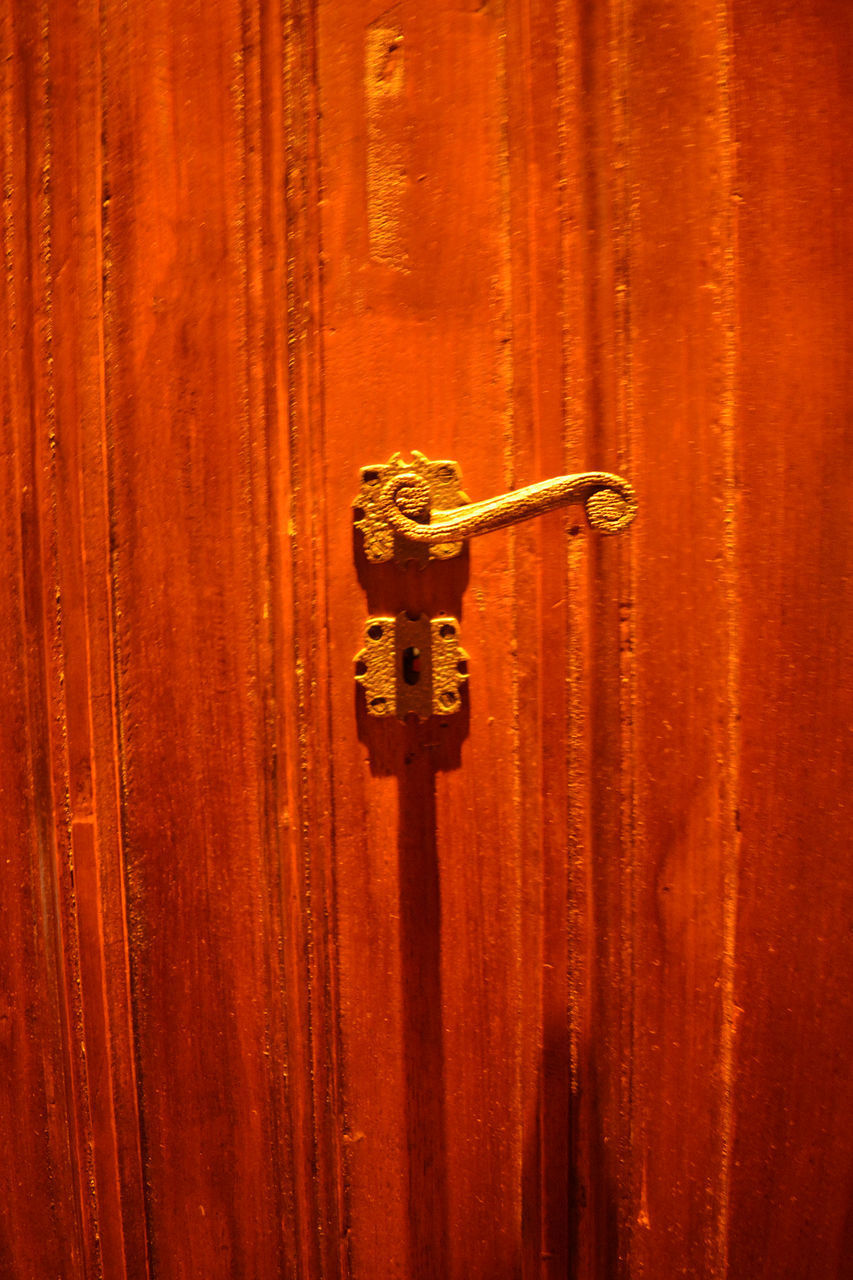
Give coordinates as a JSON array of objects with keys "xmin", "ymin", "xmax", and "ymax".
[
  {"xmin": 353, "ymin": 450, "xmax": 469, "ymax": 565},
  {"xmin": 355, "ymin": 613, "xmax": 468, "ymax": 720}
]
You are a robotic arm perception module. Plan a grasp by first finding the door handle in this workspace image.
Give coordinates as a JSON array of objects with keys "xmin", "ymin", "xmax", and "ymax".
[
  {"xmin": 354, "ymin": 451, "xmax": 636, "ymax": 715},
  {"xmin": 355, "ymin": 450, "xmax": 637, "ymax": 564}
]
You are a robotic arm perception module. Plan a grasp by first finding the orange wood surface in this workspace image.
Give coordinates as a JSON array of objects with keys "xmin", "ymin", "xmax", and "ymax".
[{"xmin": 1, "ymin": 1, "xmax": 850, "ymax": 1277}]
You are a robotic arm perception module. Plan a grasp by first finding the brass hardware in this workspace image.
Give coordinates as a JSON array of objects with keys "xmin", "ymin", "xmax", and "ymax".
[
  {"xmin": 355, "ymin": 612, "xmax": 468, "ymax": 720},
  {"xmin": 355, "ymin": 450, "xmax": 636, "ymax": 564},
  {"xmin": 355, "ymin": 452, "xmax": 469, "ymax": 564}
]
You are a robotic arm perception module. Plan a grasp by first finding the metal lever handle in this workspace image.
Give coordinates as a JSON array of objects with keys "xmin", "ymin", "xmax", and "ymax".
[
  {"xmin": 382, "ymin": 468, "xmax": 637, "ymax": 543},
  {"xmin": 354, "ymin": 452, "xmax": 636, "ymax": 564}
]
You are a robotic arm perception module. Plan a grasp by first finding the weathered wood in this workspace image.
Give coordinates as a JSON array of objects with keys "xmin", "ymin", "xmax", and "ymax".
[
  {"xmin": 97, "ymin": 0, "xmax": 301, "ymax": 1270},
  {"xmin": 729, "ymin": 3, "xmax": 853, "ymax": 1276},
  {"xmin": 0, "ymin": 1, "xmax": 850, "ymax": 1277},
  {"xmin": 0, "ymin": 3, "xmax": 87, "ymax": 1268}
]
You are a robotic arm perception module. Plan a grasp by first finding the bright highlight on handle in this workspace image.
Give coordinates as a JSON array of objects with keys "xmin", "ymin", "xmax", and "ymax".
[{"xmin": 380, "ymin": 468, "xmax": 637, "ymax": 543}]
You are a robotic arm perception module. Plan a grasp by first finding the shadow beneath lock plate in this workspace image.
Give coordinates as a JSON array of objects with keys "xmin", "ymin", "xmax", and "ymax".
[{"xmin": 354, "ymin": 532, "xmax": 469, "ymax": 1275}]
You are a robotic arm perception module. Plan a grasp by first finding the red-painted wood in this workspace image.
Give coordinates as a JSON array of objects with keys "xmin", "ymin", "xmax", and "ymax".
[
  {"xmin": 2, "ymin": 3, "xmax": 92, "ymax": 1273},
  {"xmin": 1, "ymin": 1, "xmax": 850, "ymax": 1277},
  {"xmin": 729, "ymin": 4, "xmax": 853, "ymax": 1276}
]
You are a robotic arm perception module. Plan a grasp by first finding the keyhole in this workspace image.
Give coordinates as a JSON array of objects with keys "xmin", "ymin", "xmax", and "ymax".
[{"xmin": 402, "ymin": 646, "xmax": 421, "ymax": 686}]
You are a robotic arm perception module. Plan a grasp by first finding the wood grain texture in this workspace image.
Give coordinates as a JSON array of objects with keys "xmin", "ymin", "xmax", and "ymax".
[
  {"xmin": 1, "ymin": 0, "xmax": 96, "ymax": 1272},
  {"xmin": 49, "ymin": 1, "xmax": 151, "ymax": 1273},
  {"xmin": 622, "ymin": 2, "xmax": 737, "ymax": 1273},
  {"xmin": 317, "ymin": 5, "xmax": 523, "ymax": 1275},
  {"xmin": 0, "ymin": 1, "xmax": 850, "ymax": 1277},
  {"xmin": 729, "ymin": 3, "xmax": 853, "ymax": 1276},
  {"xmin": 99, "ymin": 0, "xmax": 303, "ymax": 1272}
]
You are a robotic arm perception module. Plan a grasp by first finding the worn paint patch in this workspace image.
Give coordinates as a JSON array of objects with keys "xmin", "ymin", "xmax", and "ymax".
[{"xmin": 365, "ymin": 23, "xmax": 407, "ymax": 267}]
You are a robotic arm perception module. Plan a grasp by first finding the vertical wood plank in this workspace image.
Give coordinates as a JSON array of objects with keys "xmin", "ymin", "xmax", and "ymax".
[
  {"xmin": 623, "ymin": 0, "xmax": 736, "ymax": 1274},
  {"xmin": 99, "ymin": 0, "xmax": 299, "ymax": 1271},
  {"xmin": 0, "ymin": 0, "xmax": 93, "ymax": 1273},
  {"xmin": 561, "ymin": 1, "xmax": 634, "ymax": 1273},
  {"xmin": 316, "ymin": 1, "xmax": 524, "ymax": 1274},
  {"xmin": 275, "ymin": 1, "xmax": 349, "ymax": 1273},
  {"xmin": 558, "ymin": 3, "xmax": 739, "ymax": 1276},
  {"xmin": 503, "ymin": 1, "xmax": 581, "ymax": 1275},
  {"xmin": 49, "ymin": 0, "xmax": 151, "ymax": 1272},
  {"xmin": 729, "ymin": 3, "xmax": 853, "ymax": 1276}
]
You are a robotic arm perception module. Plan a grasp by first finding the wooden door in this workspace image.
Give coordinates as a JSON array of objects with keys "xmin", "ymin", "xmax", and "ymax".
[{"xmin": 2, "ymin": 1, "xmax": 850, "ymax": 1277}]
